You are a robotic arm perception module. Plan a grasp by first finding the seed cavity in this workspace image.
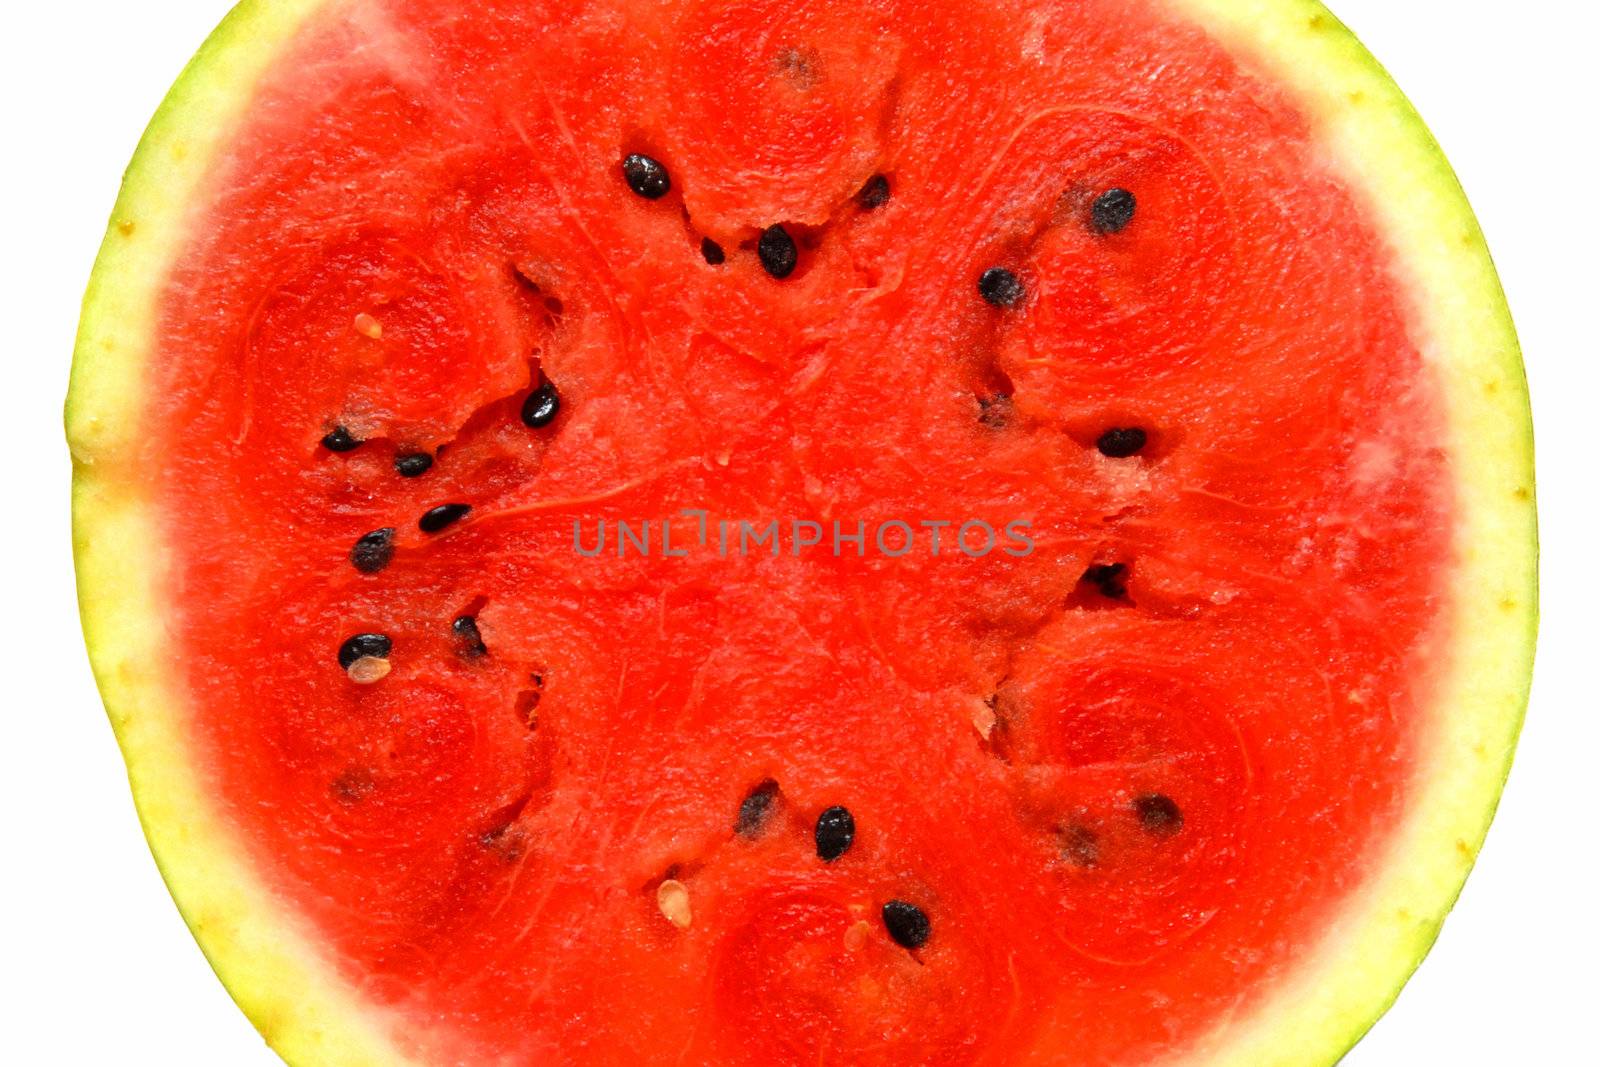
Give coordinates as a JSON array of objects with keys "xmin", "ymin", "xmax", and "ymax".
[
  {"xmin": 346, "ymin": 655, "xmax": 392, "ymax": 685},
  {"xmin": 701, "ymin": 237, "xmax": 726, "ymax": 265},
  {"xmin": 452, "ymin": 615, "xmax": 488, "ymax": 658},
  {"xmin": 1096, "ymin": 427, "xmax": 1148, "ymax": 458},
  {"xmin": 480, "ymin": 823, "xmax": 528, "ymax": 862},
  {"xmin": 622, "ymin": 153, "xmax": 671, "ymax": 200},
  {"xmin": 978, "ymin": 393, "xmax": 1013, "ymax": 430},
  {"xmin": 758, "ymin": 224, "xmax": 799, "ymax": 279},
  {"xmin": 522, "ymin": 376, "xmax": 561, "ymax": 428},
  {"xmin": 775, "ymin": 46, "xmax": 820, "ymax": 91},
  {"xmin": 857, "ymin": 174, "xmax": 891, "ymax": 210},
  {"xmin": 1082, "ymin": 563, "xmax": 1129, "ymax": 600},
  {"xmin": 395, "ymin": 452, "xmax": 434, "ymax": 478},
  {"xmin": 735, "ymin": 779, "xmax": 781, "ymax": 837},
  {"xmin": 420, "ymin": 503, "xmax": 472, "ymax": 533},
  {"xmin": 350, "ymin": 528, "xmax": 396, "ymax": 575},
  {"xmin": 882, "ymin": 900, "xmax": 931, "ymax": 949},
  {"xmin": 657, "ymin": 879, "xmax": 693, "ymax": 930},
  {"xmin": 338, "ymin": 633, "xmax": 392, "ymax": 670},
  {"xmin": 353, "ymin": 312, "xmax": 383, "ymax": 339},
  {"xmin": 517, "ymin": 672, "xmax": 545, "ymax": 727},
  {"xmin": 814, "ymin": 805, "xmax": 856, "ymax": 861},
  {"xmin": 978, "ymin": 267, "xmax": 1025, "ymax": 308},
  {"xmin": 1060, "ymin": 824, "xmax": 1100, "ymax": 868},
  {"xmin": 1134, "ymin": 793, "xmax": 1183, "ymax": 837},
  {"xmin": 332, "ymin": 767, "xmax": 376, "ymax": 805},
  {"xmin": 1091, "ymin": 188, "xmax": 1137, "ymax": 234},
  {"xmin": 321, "ymin": 426, "xmax": 363, "ymax": 453}
]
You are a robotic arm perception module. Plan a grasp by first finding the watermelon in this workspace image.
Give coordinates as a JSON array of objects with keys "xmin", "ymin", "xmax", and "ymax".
[{"xmin": 67, "ymin": 0, "xmax": 1536, "ymax": 1064}]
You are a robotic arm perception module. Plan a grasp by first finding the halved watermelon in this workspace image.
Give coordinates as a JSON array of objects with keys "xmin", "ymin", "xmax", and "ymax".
[{"xmin": 68, "ymin": 0, "xmax": 1536, "ymax": 1064}]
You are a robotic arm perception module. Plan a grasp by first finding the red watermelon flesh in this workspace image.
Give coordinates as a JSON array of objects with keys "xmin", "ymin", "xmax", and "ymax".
[{"xmin": 72, "ymin": 0, "xmax": 1515, "ymax": 1064}]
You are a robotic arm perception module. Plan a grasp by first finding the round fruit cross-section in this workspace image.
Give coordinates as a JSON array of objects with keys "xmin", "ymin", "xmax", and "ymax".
[{"xmin": 68, "ymin": 1, "xmax": 1535, "ymax": 1064}]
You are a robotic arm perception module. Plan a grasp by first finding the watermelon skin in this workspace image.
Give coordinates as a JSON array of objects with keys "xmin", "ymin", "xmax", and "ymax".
[
  {"xmin": 69, "ymin": 8, "xmax": 403, "ymax": 1062},
  {"xmin": 65, "ymin": 1, "xmax": 1536, "ymax": 1065},
  {"xmin": 1161, "ymin": 7, "xmax": 1536, "ymax": 1061}
]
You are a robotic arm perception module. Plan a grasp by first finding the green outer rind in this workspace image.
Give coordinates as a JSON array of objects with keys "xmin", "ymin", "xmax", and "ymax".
[
  {"xmin": 1159, "ymin": 1, "xmax": 1537, "ymax": 1065},
  {"xmin": 68, "ymin": 1, "xmax": 419, "ymax": 1064},
  {"xmin": 65, "ymin": 1, "xmax": 1536, "ymax": 1065}
]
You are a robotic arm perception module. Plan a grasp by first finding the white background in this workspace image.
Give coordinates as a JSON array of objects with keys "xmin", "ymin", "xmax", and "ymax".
[{"xmin": 0, "ymin": 1, "xmax": 1595, "ymax": 1064}]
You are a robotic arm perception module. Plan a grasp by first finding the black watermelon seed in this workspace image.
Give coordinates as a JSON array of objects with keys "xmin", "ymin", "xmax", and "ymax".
[
  {"xmin": 321, "ymin": 426, "xmax": 363, "ymax": 453},
  {"xmin": 814, "ymin": 805, "xmax": 856, "ymax": 861},
  {"xmin": 622, "ymin": 153, "xmax": 671, "ymax": 199},
  {"xmin": 395, "ymin": 452, "xmax": 434, "ymax": 478},
  {"xmin": 1083, "ymin": 563, "xmax": 1129, "ymax": 599},
  {"xmin": 857, "ymin": 173, "xmax": 891, "ymax": 210},
  {"xmin": 337, "ymin": 633, "xmax": 392, "ymax": 670},
  {"xmin": 350, "ymin": 528, "xmax": 396, "ymax": 574},
  {"xmin": 420, "ymin": 503, "xmax": 472, "ymax": 533},
  {"xmin": 522, "ymin": 378, "xmax": 561, "ymax": 428},
  {"xmin": 758, "ymin": 224, "xmax": 799, "ymax": 279},
  {"xmin": 1096, "ymin": 427, "xmax": 1148, "ymax": 458},
  {"xmin": 452, "ymin": 615, "xmax": 488, "ymax": 658},
  {"xmin": 882, "ymin": 900, "xmax": 932, "ymax": 949},
  {"xmin": 701, "ymin": 237, "xmax": 726, "ymax": 265},
  {"xmin": 735, "ymin": 780, "xmax": 781, "ymax": 837},
  {"xmin": 978, "ymin": 267, "xmax": 1025, "ymax": 308},
  {"xmin": 1091, "ymin": 188, "xmax": 1137, "ymax": 234},
  {"xmin": 1134, "ymin": 793, "xmax": 1184, "ymax": 837},
  {"xmin": 1060, "ymin": 825, "xmax": 1100, "ymax": 868}
]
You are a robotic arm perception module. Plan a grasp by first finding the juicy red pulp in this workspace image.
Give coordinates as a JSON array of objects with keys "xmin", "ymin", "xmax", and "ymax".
[{"xmin": 143, "ymin": 1, "xmax": 1452, "ymax": 1064}]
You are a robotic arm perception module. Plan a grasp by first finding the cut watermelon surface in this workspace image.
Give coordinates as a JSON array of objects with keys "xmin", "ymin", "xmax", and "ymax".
[{"xmin": 66, "ymin": 0, "xmax": 1536, "ymax": 1065}]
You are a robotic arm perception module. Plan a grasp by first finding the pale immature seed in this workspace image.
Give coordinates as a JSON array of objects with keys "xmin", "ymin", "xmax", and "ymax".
[
  {"xmin": 971, "ymin": 698, "xmax": 998, "ymax": 739},
  {"xmin": 347, "ymin": 655, "xmax": 392, "ymax": 685},
  {"xmin": 657, "ymin": 879, "xmax": 692, "ymax": 930}
]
